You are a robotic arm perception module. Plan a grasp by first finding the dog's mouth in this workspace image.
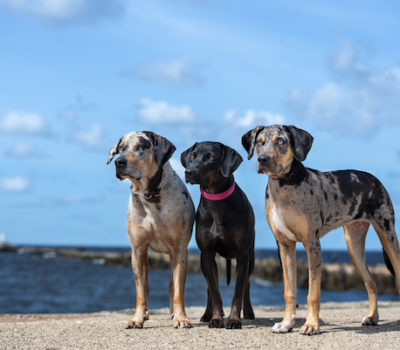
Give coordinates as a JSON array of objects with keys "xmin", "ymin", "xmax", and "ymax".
[
  {"xmin": 184, "ymin": 171, "xmax": 201, "ymax": 185},
  {"xmin": 257, "ymin": 163, "xmax": 281, "ymax": 178},
  {"xmin": 116, "ymin": 169, "xmax": 142, "ymax": 181}
]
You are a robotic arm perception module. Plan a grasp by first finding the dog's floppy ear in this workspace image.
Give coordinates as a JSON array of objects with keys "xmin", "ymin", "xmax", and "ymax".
[
  {"xmin": 143, "ymin": 131, "xmax": 176, "ymax": 167},
  {"xmin": 180, "ymin": 143, "xmax": 198, "ymax": 169},
  {"xmin": 287, "ymin": 125, "xmax": 313, "ymax": 161},
  {"xmin": 221, "ymin": 145, "xmax": 243, "ymax": 177},
  {"xmin": 241, "ymin": 126, "xmax": 264, "ymax": 160},
  {"xmin": 107, "ymin": 137, "xmax": 122, "ymax": 164}
]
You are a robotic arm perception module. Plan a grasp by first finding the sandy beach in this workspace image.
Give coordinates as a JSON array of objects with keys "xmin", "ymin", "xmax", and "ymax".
[{"xmin": 1, "ymin": 301, "xmax": 399, "ymax": 350}]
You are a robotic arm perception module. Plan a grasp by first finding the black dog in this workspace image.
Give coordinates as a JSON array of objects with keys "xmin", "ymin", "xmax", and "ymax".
[{"xmin": 181, "ymin": 141, "xmax": 255, "ymax": 329}]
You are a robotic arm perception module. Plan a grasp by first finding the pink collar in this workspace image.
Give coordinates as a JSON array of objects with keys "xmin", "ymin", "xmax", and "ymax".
[{"xmin": 200, "ymin": 176, "xmax": 235, "ymax": 200}]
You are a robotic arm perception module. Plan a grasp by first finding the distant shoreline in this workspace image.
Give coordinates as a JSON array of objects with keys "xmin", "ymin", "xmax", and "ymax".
[{"xmin": 1, "ymin": 243, "xmax": 396, "ymax": 293}]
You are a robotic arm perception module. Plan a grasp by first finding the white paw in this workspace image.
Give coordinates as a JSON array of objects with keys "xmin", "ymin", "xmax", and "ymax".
[{"xmin": 271, "ymin": 315, "xmax": 296, "ymax": 333}]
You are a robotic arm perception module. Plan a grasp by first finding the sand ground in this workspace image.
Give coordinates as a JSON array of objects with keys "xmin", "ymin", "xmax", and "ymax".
[{"xmin": 1, "ymin": 301, "xmax": 400, "ymax": 350}]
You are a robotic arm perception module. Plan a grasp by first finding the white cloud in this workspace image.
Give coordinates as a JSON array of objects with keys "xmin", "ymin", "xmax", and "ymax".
[
  {"xmin": 5, "ymin": 144, "xmax": 42, "ymax": 158},
  {"xmin": 306, "ymin": 83, "xmax": 377, "ymax": 134},
  {"xmin": 75, "ymin": 123, "xmax": 103, "ymax": 147},
  {"xmin": 138, "ymin": 98, "xmax": 195, "ymax": 124},
  {"xmin": 124, "ymin": 58, "xmax": 203, "ymax": 87},
  {"xmin": 290, "ymin": 42, "xmax": 400, "ymax": 136},
  {"xmin": 0, "ymin": 0, "xmax": 126, "ymax": 22},
  {"xmin": 0, "ymin": 111, "xmax": 46, "ymax": 134},
  {"xmin": 0, "ymin": 177, "xmax": 29, "ymax": 193},
  {"xmin": 330, "ymin": 41, "xmax": 368, "ymax": 78},
  {"xmin": 224, "ymin": 109, "xmax": 285, "ymax": 128}
]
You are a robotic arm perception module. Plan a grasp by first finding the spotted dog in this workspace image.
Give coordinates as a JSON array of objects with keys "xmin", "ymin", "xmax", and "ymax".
[
  {"xmin": 181, "ymin": 142, "xmax": 255, "ymax": 329},
  {"xmin": 107, "ymin": 131, "xmax": 195, "ymax": 329},
  {"xmin": 242, "ymin": 124, "xmax": 400, "ymax": 335}
]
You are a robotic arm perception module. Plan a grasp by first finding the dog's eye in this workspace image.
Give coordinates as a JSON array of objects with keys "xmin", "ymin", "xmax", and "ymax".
[
  {"xmin": 206, "ymin": 153, "xmax": 214, "ymax": 160},
  {"xmin": 137, "ymin": 145, "xmax": 144, "ymax": 151},
  {"xmin": 276, "ymin": 137, "xmax": 285, "ymax": 145},
  {"xmin": 191, "ymin": 152, "xmax": 197, "ymax": 160},
  {"xmin": 256, "ymin": 140, "xmax": 265, "ymax": 146}
]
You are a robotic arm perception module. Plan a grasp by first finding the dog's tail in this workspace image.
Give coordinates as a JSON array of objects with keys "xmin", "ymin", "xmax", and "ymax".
[
  {"xmin": 226, "ymin": 259, "xmax": 231, "ymax": 286},
  {"xmin": 383, "ymin": 249, "xmax": 395, "ymax": 276}
]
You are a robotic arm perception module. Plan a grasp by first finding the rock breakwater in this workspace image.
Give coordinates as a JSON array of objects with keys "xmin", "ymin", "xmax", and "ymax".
[{"xmin": 1, "ymin": 244, "xmax": 396, "ymax": 294}]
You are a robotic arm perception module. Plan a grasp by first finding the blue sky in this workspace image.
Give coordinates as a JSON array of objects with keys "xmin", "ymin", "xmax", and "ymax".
[{"xmin": 1, "ymin": 0, "xmax": 400, "ymax": 250}]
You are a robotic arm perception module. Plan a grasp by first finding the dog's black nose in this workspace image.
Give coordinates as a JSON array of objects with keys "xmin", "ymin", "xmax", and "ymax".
[
  {"xmin": 258, "ymin": 155, "xmax": 271, "ymax": 164},
  {"xmin": 185, "ymin": 170, "xmax": 192, "ymax": 177},
  {"xmin": 115, "ymin": 157, "xmax": 127, "ymax": 168}
]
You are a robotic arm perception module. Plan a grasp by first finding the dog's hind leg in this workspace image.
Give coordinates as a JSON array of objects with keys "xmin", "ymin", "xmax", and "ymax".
[
  {"xmin": 243, "ymin": 248, "xmax": 255, "ymax": 320},
  {"xmin": 344, "ymin": 221, "xmax": 378, "ymax": 326},
  {"xmin": 372, "ymin": 221, "xmax": 400, "ymax": 293},
  {"xmin": 200, "ymin": 288, "xmax": 213, "ymax": 322}
]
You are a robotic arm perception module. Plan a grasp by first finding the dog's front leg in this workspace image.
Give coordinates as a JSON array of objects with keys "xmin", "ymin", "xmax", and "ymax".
[
  {"xmin": 127, "ymin": 246, "xmax": 149, "ymax": 329},
  {"xmin": 272, "ymin": 240, "xmax": 297, "ymax": 333},
  {"xmin": 300, "ymin": 239, "xmax": 322, "ymax": 335},
  {"xmin": 201, "ymin": 252, "xmax": 224, "ymax": 328},
  {"xmin": 226, "ymin": 254, "xmax": 250, "ymax": 329},
  {"xmin": 171, "ymin": 248, "xmax": 192, "ymax": 328}
]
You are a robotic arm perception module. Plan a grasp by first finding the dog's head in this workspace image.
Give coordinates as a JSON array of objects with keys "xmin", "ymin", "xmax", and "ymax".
[
  {"xmin": 180, "ymin": 142, "xmax": 242, "ymax": 186},
  {"xmin": 107, "ymin": 131, "xmax": 176, "ymax": 182},
  {"xmin": 241, "ymin": 125, "xmax": 313, "ymax": 178}
]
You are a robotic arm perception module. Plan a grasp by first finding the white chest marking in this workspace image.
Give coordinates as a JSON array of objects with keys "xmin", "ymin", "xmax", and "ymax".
[{"xmin": 271, "ymin": 207, "xmax": 297, "ymax": 242}]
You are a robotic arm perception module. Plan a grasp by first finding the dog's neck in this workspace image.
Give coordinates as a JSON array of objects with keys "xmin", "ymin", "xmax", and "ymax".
[
  {"xmin": 269, "ymin": 159, "xmax": 308, "ymax": 188},
  {"xmin": 200, "ymin": 174, "xmax": 234, "ymax": 195}
]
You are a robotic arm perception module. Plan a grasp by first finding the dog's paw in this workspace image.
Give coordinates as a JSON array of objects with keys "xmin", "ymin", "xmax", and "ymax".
[
  {"xmin": 126, "ymin": 320, "xmax": 144, "ymax": 329},
  {"xmin": 271, "ymin": 316, "xmax": 295, "ymax": 333},
  {"xmin": 173, "ymin": 318, "xmax": 192, "ymax": 329},
  {"xmin": 361, "ymin": 316, "xmax": 378, "ymax": 326},
  {"xmin": 200, "ymin": 312, "xmax": 212, "ymax": 322},
  {"xmin": 208, "ymin": 318, "xmax": 224, "ymax": 328},
  {"xmin": 226, "ymin": 318, "xmax": 242, "ymax": 329},
  {"xmin": 299, "ymin": 322, "xmax": 319, "ymax": 335}
]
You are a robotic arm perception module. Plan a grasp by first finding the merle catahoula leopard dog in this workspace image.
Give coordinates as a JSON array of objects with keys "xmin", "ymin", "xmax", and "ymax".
[
  {"xmin": 108, "ymin": 131, "xmax": 195, "ymax": 329},
  {"xmin": 242, "ymin": 124, "xmax": 400, "ymax": 335}
]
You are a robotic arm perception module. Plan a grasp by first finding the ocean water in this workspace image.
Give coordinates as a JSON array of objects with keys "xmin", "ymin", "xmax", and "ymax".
[{"xmin": 0, "ymin": 249, "xmax": 398, "ymax": 314}]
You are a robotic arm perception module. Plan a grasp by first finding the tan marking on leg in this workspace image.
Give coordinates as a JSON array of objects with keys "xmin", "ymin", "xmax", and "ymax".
[
  {"xmin": 127, "ymin": 246, "xmax": 149, "ymax": 329},
  {"xmin": 300, "ymin": 240, "xmax": 321, "ymax": 335},
  {"xmin": 168, "ymin": 273, "xmax": 174, "ymax": 316},
  {"xmin": 272, "ymin": 241, "xmax": 297, "ymax": 333},
  {"xmin": 170, "ymin": 248, "xmax": 191, "ymax": 328}
]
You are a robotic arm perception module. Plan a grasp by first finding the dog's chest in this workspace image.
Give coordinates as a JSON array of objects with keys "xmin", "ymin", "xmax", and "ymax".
[
  {"xmin": 209, "ymin": 220, "xmax": 225, "ymax": 239},
  {"xmin": 266, "ymin": 194, "xmax": 310, "ymax": 242},
  {"xmin": 269, "ymin": 206, "xmax": 298, "ymax": 242}
]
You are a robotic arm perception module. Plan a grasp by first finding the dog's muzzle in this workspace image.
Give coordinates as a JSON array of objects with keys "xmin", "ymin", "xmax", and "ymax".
[
  {"xmin": 184, "ymin": 170, "xmax": 200, "ymax": 184},
  {"xmin": 115, "ymin": 157, "xmax": 141, "ymax": 181},
  {"xmin": 257, "ymin": 155, "xmax": 275, "ymax": 174},
  {"xmin": 115, "ymin": 157, "xmax": 127, "ymax": 169}
]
